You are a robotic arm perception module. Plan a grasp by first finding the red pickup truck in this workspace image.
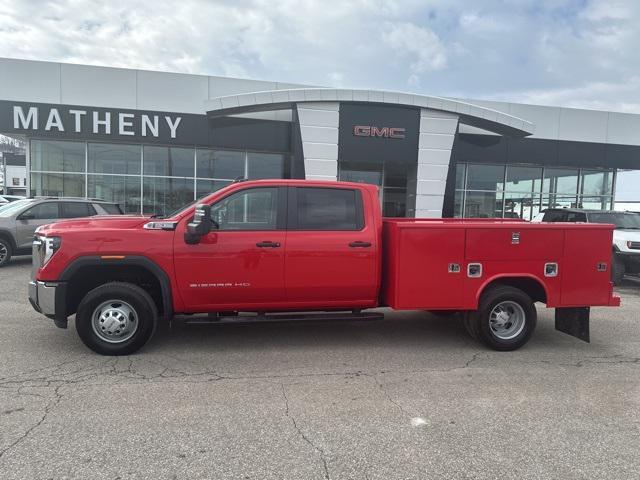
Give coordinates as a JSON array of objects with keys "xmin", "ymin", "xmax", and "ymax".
[{"xmin": 29, "ymin": 179, "xmax": 620, "ymax": 355}]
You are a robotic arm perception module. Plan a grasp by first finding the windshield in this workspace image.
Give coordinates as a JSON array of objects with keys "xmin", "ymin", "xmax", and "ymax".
[
  {"xmin": 0, "ymin": 199, "xmax": 33, "ymax": 217},
  {"xmin": 588, "ymin": 212, "xmax": 640, "ymax": 229}
]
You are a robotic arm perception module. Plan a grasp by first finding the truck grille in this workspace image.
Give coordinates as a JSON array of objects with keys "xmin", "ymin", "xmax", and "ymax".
[{"xmin": 629, "ymin": 241, "xmax": 640, "ymax": 250}]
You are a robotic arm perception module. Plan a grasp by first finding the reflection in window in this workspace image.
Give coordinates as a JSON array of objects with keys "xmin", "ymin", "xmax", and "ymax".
[
  {"xmin": 30, "ymin": 173, "xmax": 85, "ymax": 198},
  {"xmin": 22, "ymin": 202, "xmax": 59, "ymax": 220},
  {"xmin": 579, "ymin": 196, "xmax": 612, "ymax": 210},
  {"xmin": 505, "ymin": 166, "xmax": 542, "ymax": 194},
  {"xmin": 581, "ymin": 170, "xmax": 613, "ymax": 196},
  {"xmin": 143, "ymin": 146, "xmax": 194, "ymax": 177},
  {"xmin": 247, "ymin": 152, "xmax": 285, "ymax": 179},
  {"xmin": 464, "ymin": 191, "xmax": 503, "ymax": 218},
  {"xmin": 455, "ymin": 164, "xmax": 465, "ymax": 190},
  {"xmin": 504, "ymin": 192, "xmax": 541, "ymax": 220},
  {"xmin": 296, "ymin": 188, "xmax": 360, "ymax": 230},
  {"xmin": 211, "ymin": 187, "xmax": 279, "ymax": 230},
  {"xmin": 466, "ymin": 164, "xmax": 504, "ymax": 191},
  {"xmin": 543, "ymin": 168, "xmax": 579, "ymax": 194},
  {"xmin": 88, "ymin": 175, "xmax": 141, "ymax": 214},
  {"xmin": 89, "ymin": 143, "xmax": 140, "ymax": 175},
  {"xmin": 542, "ymin": 195, "xmax": 578, "ymax": 210},
  {"xmin": 143, "ymin": 177, "xmax": 194, "ymax": 216},
  {"xmin": 196, "ymin": 149, "xmax": 245, "ymax": 179},
  {"xmin": 31, "ymin": 140, "xmax": 85, "ymax": 172}
]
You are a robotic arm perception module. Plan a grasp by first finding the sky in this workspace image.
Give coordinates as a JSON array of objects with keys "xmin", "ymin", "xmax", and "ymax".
[{"xmin": 0, "ymin": 0, "xmax": 639, "ymax": 114}]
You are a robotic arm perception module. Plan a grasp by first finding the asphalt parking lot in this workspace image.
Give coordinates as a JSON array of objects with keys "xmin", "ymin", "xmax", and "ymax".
[{"xmin": 0, "ymin": 257, "xmax": 639, "ymax": 480}]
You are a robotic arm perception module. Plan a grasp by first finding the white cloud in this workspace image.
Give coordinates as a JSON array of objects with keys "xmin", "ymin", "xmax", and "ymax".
[{"xmin": 0, "ymin": 0, "xmax": 639, "ymax": 113}]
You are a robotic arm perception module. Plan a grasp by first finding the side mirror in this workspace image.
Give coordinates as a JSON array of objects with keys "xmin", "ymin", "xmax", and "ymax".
[{"xmin": 185, "ymin": 204, "xmax": 213, "ymax": 244}]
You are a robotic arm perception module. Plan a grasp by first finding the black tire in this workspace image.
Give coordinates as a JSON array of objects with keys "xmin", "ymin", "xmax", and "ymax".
[
  {"xmin": 612, "ymin": 254, "xmax": 625, "ymax": 286},
  {"xmin": 471, "ymin": 285, "xmax": 537, "ymax": 351},
  {"xmin": 462, "ymin": 311, "xmax": 479, "ymax": 340},
  {"xmin": 75, "ymin": 282, "xmax": 158, "ymax": 355},
  {"xmin": 0, "ymin": 237, "xmax": 12, "ymax": 267}
]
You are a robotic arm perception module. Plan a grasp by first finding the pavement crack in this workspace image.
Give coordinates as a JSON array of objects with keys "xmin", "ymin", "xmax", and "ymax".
[
  {"xmin": 280, "ymin": 382, "xmax": 330, "ymax": 480},
  {"xmin": 0, "ymin": 384, "xmax": 64, "ymax": 460}
]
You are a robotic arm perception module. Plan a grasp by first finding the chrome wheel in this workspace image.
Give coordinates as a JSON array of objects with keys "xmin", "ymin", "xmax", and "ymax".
[
  {"xmin": 91, "ymin": 300, "xmax": 138, "ymax": 344},
  {"xmin": 0, "ymin": 242, "xmax": 7, "ymax": 263},
  {"xmin": 489, "ymin": 301, "xmax": 526, "ymax": 340}
]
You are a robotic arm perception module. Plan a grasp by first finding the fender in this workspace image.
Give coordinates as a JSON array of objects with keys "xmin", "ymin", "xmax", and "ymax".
[
  {"xmin": 59, "ymin": 255, "xmax": 174, "ymax": 320},
  {"xmin": 474, "ymin": 273, "xmax": 551, "ymax": 308},
  {"xmin": 0, "ymin": 229, "xmax": 17, "ymax": 250}
]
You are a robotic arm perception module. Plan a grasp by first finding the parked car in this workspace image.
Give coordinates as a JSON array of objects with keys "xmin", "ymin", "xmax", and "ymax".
[
  {"xmin": 0, "ymin": 197, "xmax": 123, "ymax": 267},
  {"xmin": 0, "ymin": 194, "xmax": 26, "ymax": 204},
  {"xmin": 30, "ymin": 180, "xmax": 618, "ymax": 355},
  {"xmin": 534, "ymin": 208, "xmax": 640, "ymax": 284}
]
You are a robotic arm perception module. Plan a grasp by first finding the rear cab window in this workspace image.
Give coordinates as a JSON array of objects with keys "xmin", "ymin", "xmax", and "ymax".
[{"xmin": 290, "ymin": 187, "xmax": 364, "ymax": 230}]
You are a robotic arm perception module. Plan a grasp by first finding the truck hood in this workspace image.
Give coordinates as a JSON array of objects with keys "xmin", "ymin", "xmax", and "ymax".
[{"xmin": 36, "ymin": 215, "xmax": 150, "ymax": 234}]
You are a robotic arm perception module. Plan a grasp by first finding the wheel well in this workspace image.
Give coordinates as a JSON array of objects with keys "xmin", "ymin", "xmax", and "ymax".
[
  {"xmin": 65, "ymin": 265, "xmax": 164, "ymax": 317},
  {"xmin": 0, "ymin": 230, "xmax": 16, "ymax": 250},
  {"xmin": 482, "ymin": 277, "xmax": 547, "ymax": 304}
]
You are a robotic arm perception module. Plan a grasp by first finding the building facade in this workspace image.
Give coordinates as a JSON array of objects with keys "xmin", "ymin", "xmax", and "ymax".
[{"xmin": 1, "ymin": 57, "xmax": 638, "ymax": 218}]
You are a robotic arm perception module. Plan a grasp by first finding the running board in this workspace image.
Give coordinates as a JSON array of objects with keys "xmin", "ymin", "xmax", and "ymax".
[{"xmin": 181, "ymin": 311, "xmax": 385, "ymax": 325}]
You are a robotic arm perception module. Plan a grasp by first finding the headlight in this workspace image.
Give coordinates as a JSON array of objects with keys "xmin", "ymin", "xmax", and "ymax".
[{"xmin": 39, "ymin": 236, "xmax": 61, "ymax": 266}]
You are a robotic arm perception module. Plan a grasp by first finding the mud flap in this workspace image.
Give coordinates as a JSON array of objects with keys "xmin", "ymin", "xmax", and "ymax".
[{"xmin": 555, "ymin": 307, "xmax": 590, "ymax": 343}]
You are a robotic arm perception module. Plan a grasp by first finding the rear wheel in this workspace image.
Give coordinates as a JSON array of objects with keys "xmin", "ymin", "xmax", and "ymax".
[
  {"xmin": 0, "ymin": 238, "xmax": 12, "ymax": 267},
  {"xmin": 75, "ymin": 282, "xmax": 158, "ymax": 355},
  {"xmin": 469, "ymin": 285, "xmax": 537, "ymax": 351},
  {"xmin": 612, "ymin": 254, "xmax": 625, "ymax": 286}
]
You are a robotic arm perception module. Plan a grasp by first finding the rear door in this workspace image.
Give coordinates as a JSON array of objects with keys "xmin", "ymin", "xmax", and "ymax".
[
  {"xmin": 284, "ymin": 186, "xmax": 378, "ymax": 307},
  {"xmin": 15, "ymin": 202, "xmax": 60, "ymax": 249}
]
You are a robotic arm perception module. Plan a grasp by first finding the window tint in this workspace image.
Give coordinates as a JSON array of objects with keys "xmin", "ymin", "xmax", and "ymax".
[
  {"xmin": 211, "ymin": 187, "xmax": 279, "ymax": 230},
  {"xmin": 565, "ymin": 212, "xmax": 587, "ymax": 222},
  {"xmin": 296, "ymin": 188, "xmax": 361, "ymax": 230},
  {"xmin": 542, "ymin": 211, "xmax": 566, "ymax": 222},
  {"xmin": 22, "ymin": 202, "xmax": 59, "ymax": 220},
  {"xmin": 99, "ymin": 203, "xmax": 123, "ymax": 215},
  {"xmin": 61, "ymin": 202, "xmax": 96, "ymax": 218}
]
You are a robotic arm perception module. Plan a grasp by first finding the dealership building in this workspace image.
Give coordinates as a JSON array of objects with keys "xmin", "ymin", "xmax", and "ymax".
[{"xmin": 1, "ymin": 57, "xmax": 639, "ymax": 218}]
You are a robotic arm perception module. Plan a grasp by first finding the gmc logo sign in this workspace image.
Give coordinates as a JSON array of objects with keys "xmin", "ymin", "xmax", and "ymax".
[{"xmin": 353, "ymin": 125, "xmax": 406, "ymax": 139}]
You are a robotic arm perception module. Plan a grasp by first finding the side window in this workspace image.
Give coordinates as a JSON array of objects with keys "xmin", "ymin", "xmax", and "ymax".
[
  {"xmin": 61, "ymin": 202, "xmax": 97, "ymax": 219},
  {"xmin": 566, "ymin": 212, "xmax": 586, "ymax": 222},
  {"xmin": 21, "ymin": 202, "xmax": 59, "ymax": 220},
  {"xmin": 211, "ymin": 187, "xmax": 279, "ymax": 230},
  {"xmin": 542, "ymin": 211, "xmax": 565, "ymax": 222},
  {"xmin": 99, "ymin": 203, "xmax": 123, "ymax": 215},
  {"xmin": 295, "ymin": 187, "xmax": 363, "ymax": 230}
]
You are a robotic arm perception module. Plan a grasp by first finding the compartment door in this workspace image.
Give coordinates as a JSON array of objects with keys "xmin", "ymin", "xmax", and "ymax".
[{"xmin": 395, "ymin": 228, "xmax": 465, "ymax": 309}]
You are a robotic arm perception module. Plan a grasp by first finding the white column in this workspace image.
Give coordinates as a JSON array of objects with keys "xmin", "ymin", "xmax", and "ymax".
[
  {"xmin": 295, "ymin": 102, "xmax": 339, "ymax": 181},
  {"xmin": 414, "ymin": 109, "xmax": 459, "ymax": 218}
]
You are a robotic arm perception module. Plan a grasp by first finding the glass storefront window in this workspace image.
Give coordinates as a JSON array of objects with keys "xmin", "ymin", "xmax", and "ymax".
[
  {"xmin": 543, "ymin": 168, "xmax": 579, "ymax": 194},
  {"xmin": 89, "ymin": 143, "xmax": 141, "ymax": 175},
  {"xmin": 454, "ymin": 191, "xmax": 464, "ymax": 217},
  {"xmin": 581, "ymin": 170, "xmax": 613, "ymax": 196},
  {"xmin": 247, "ymin": 152, "xmax": 285, "ymax": 180},
  {"xmin": 31, "ymin": 172, "xmax": 85, "ymax": 197},
  {"xmin": 31, "ymin": 140, "xmax": 85, "ymax": 172},
  {"xmin": 464, "ymin": 191, "xmax": 504, "ymax": 218},
  {"xmin": 504, "ymin": 192, "xmax": 541, "ymax": 220},
  {"xmin": 143, "ymin": 146, "xmax": 194, "ymax": 177},
  {"xmin": 505, "ymin": 166, "xmax": 542, "ymax": 194},
  {"xmin": 143, "ymin": 177, "xmax": 195, "ymax": 217},
  {"xmin": 542, "ymin": 195, "xmax": 578, "ymax": 210},
  {"xmin": 455, "ymin": 164, "xmax": 465, "ymax": 190},
  {"xmin": 88, "ymin": 175, "xmax": 141, "ymax": 214},
  {"xmin": 196, "ymin": 149, "xmax": 245, "ymax": 179},
  {"xmin": 579, "ymin": 196, "xmax": 612, "ymax": 210},
  {"xmin": 466, "ymin": 164, "xmax": 504, "ymax": 191},
  {"xmin": 196, "ymin": 179, "xmax": 232, "ymax": 200}
]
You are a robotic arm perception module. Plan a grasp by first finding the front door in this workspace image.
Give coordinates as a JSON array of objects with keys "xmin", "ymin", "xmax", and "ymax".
[
  {"xmin": 16, "ymin": 201, "xmax": 60, "ymax": 249},
  {"xmin": 174, "ymin": 186, "xmax": 287, "ymax": 311},
  {"xmin": 284, "ymin": 186, "xmax": 378, "ymax": 308}
]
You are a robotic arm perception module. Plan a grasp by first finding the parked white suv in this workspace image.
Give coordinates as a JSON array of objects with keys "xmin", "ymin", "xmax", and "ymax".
[{"xmin": 535, "ymin": 209, "xmax": 640, "ymax": 285}]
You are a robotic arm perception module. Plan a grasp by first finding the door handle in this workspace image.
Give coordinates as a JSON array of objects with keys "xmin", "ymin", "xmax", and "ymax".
[
  {"xmin": 349, "ymin": 241, "xmax": 372, "ymax": 248},
  {"xmin": 256, "ymin": 241, "xmax": 281, "ymax": 248}
]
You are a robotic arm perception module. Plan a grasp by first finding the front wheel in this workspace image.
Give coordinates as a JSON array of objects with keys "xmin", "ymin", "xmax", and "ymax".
[
  {"xmin": 468, "ymin": 285, "xmax": 537, "ymax": 351},
  {"xmin": 0, "ymin": 238, "xmax": 12, "ymax": 267},
  {"xmin": 75, "ymin": 282, "xmax": 158, "ymax": 355}
]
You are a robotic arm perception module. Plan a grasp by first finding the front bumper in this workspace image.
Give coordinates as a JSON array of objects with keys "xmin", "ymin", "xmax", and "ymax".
[{"xmin": 28, "ymin": 280, "xmax": 68, "ymax": 328}]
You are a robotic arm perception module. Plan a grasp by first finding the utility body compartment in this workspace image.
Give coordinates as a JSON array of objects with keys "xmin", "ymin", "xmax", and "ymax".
[{"xmin": 381, "ymin": 218, "xmax": 619, "ymax": 311}]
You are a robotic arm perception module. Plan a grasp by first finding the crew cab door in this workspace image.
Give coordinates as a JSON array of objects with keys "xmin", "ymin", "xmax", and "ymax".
[
  {"xmin": 174, "ymin": 186, "xmax": 287, "ymax": 310},
  {"xmin": 284, "ymin": 186, "xmax": 378, "ymax": 307}
]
